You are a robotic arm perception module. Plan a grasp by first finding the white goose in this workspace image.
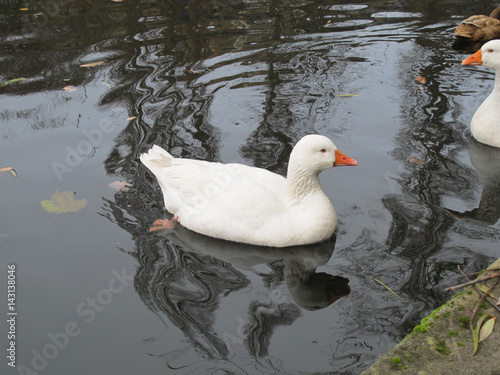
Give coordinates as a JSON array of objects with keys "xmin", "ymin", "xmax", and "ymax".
[
  {"xmin": 462, "ymin": 39, "xmax": 500, "ymax": 147},
  {"xmin": 140, "ymin": 135, "xmax": 358, "ymax": 247}
]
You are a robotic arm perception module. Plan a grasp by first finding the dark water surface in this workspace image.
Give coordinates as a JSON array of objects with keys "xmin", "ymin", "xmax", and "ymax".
[{"xmin": 2, "ymin": 0, "xmax": 500, "ymax": 374}]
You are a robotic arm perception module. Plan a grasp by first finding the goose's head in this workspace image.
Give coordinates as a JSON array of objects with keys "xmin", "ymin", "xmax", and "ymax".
[
  {"xmin": 289, "ymin": 135, "xmax": 358, "ymax": 175},
  {"xmin": 462, "ymin": 39, "xmax": 500, "ymax": 70}
]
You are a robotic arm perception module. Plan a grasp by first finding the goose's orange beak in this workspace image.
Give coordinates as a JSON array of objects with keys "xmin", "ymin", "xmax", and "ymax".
[
  {"xmin": 334, "ymin": 149, "xmax": 358, "ymax": 167},
  {"xmin": 462, "ymin": 49, "xmax": 483, "ymax": 66}
]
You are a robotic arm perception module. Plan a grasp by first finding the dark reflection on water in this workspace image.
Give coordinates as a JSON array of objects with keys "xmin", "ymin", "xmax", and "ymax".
[
  {"xmin": 3, "ymin": 0, "xmax": 500, "ymax": 373},
  {"xmin": 447, "ymin": 139, "xmax": 500, "ymax": 226},
  {"xmin": 108, "ymin": 205, "xmax": 347, "ymax": 368}
]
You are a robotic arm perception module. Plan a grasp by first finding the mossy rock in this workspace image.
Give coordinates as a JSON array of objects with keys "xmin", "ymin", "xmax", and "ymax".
[{"xmin": 362, "ymin": 258, "xmax": 500, "ymax": 375}]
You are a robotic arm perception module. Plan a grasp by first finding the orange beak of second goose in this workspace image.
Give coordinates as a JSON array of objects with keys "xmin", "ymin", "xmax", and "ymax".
[
  {"xmin": 334, "ymin": 149, "xmax": 358, "ymax": 167},
  {"xmin": 462, "ymin": 49, "xmax": 483, "ymax": 66}
]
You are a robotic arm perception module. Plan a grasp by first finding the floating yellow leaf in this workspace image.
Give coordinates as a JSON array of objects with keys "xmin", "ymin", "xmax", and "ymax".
[
  {"xmin": 63, "ymin": 86, "xmax": 76, "ymax": 92},
  {"xmin": 415, "ymin": 75, "xmax": 426, "ymax": 84},
  {"xmin": 0, "ymin": 166, "xmax": 18, "ymax": 178},
  {"xmin": 0, "ymin": 78, "xmax": 26, "ymax": 87},
  {"xmin": 80, "ymin": 61, "xmax": 104, "ymax": 68},
  {"xmin": 19, "ymin": 8, "xmax": 28, "ymax": 11},
  {"xmin": 126, "ymin": 116, "xmax": 137, "ymax": 121},
  {"xmin": 408, "ymin": 156, "xmax": 425, "ymax": 166},
  {"xmin": 101, "ymin": 81, "xmax": 111, "ymax": 88},
  {"xmin": 108, "ymin": 181, "xmax": 132, "ymax": 192},
  {"xmin": 41, "ymin": 191, "xmax": 87, "ymax": 214}
]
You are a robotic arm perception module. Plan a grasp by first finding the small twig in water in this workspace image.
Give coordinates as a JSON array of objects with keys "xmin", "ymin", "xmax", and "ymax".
[{"xmin": 444, "ymin": 273, "xmax": 500, "ymax": 292}]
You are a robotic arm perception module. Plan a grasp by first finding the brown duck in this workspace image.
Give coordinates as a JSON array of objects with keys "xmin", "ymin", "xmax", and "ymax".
[{"xmin": 454, "ymin": 7, "xmax": 500, "ymax": 42}]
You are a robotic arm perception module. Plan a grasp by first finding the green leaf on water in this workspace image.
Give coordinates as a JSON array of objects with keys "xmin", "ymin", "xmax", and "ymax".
[
  {"xmin": 0, "ymin": 78, "xmax": 26, "ymax": 87},
  {"xmin": 41, "ymin": 191, "xmax": 87, "ymax": 214}
]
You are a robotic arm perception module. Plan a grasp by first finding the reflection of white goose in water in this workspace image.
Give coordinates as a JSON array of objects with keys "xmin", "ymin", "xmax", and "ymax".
[
  {"xmin": 448, "ymin": 138, "xmax": 500, "ymax": 225},
  {"xmin": 134, "ymin": 226, "xmax": 350, "ymax": 371},
  {"xmin": 132, "ymin": 225, "xmax": 349, "ymax": 364},
  {"xmin": 164, "ymin": 224, "xmax": 350, "ymax": 310}
]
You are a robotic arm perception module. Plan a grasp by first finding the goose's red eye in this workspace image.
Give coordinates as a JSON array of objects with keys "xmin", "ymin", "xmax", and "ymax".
[
  {"xmin": 488, "ymin": 49, "xmax": 494, "ymax": 53},
  {"xmin": 320, "ymin": 148, "xmax": 326, "ymax": 153}
]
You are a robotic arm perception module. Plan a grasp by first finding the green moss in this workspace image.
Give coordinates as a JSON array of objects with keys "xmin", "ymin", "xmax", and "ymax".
[
  {"xmin": 466, "ymin": 290, "xmax": 473, "ymax": 295},
  {"xmin": 413, "ymin": 323, "xmax": 429, "ymax": 333},
  {"xmin": 479, "ymin": 303, "xmax": 486, "ymax": 309},
  {"xmin": 458, "ymin": 306, "xmax": 464, "ymax": 311},
  {"xmin": 391, "ymin": 356, "xmax": 401, "ymax": 365},
  {"xmin": 454, "ymin": 291, "xmax": 463, "ymax": 298},
  {"xmin": 457, "ymin": 342, "xmax": 464, "ymax": 346},
  {"xmin": 429, "ymin": 306, "xmax": 442, "ymax": 319},
  {"xmin": 458, "ymin": 316, "xmax": 470, "ymax": 328},
  {"xmin": 412, "ymin": 316, "xmax": 431, "ymax": 333},
  {"xmin": 402, "ymin": 365, "xmax": 408, "ymax": 370},
  {"xmin": 435, "ymin": 340, "xmax": 450, "ymax": 355},
  {"xmin": 448, "ymin": 331, "xmax": 459, "ymax": 337}
]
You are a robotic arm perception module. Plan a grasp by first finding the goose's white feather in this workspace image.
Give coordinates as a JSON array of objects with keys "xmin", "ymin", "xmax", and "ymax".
[
  {"xmin": 140, "ymin": 135, "xmax": 356, "ymax": 247},
  {"xmin": 463, "ymin": 39, "xmax": 500, "ymax": 147}
]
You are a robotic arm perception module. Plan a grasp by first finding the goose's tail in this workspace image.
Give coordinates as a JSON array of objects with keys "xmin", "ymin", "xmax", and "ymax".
[{"xmin": 140, "ymin": 145, "xmax": 174, "ymax": 174}]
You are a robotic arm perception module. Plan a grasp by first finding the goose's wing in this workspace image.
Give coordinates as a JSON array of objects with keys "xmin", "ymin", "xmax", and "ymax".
[{"xmin": 141, "ymin": 147, "xmax": 289, "ymax": 239}]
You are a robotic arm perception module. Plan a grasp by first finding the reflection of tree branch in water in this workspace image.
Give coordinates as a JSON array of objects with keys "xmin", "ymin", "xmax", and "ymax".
[
  {"xmin": 361, "ymin": 35, "xmax": 496, "ymax": 334},
  {"xmin": 245, "ymin": 300, "xmax": 301, "ymax": 357},
  {"xmin": 380, "ymin": 40, "xmax": 459, "ymax": 312},
  {"xmin": 132, "ymin": 239, "xmax": 249, "ymax": 360}
]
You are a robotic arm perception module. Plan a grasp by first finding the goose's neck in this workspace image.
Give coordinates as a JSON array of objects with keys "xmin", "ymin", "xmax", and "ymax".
[
  {"xmin": 494, "ymin": 71, "xmax": 500, "ymax": 95},
  {"xmin": 286, "ymin": 167, "xmax": 323, "ymax": 201}
]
